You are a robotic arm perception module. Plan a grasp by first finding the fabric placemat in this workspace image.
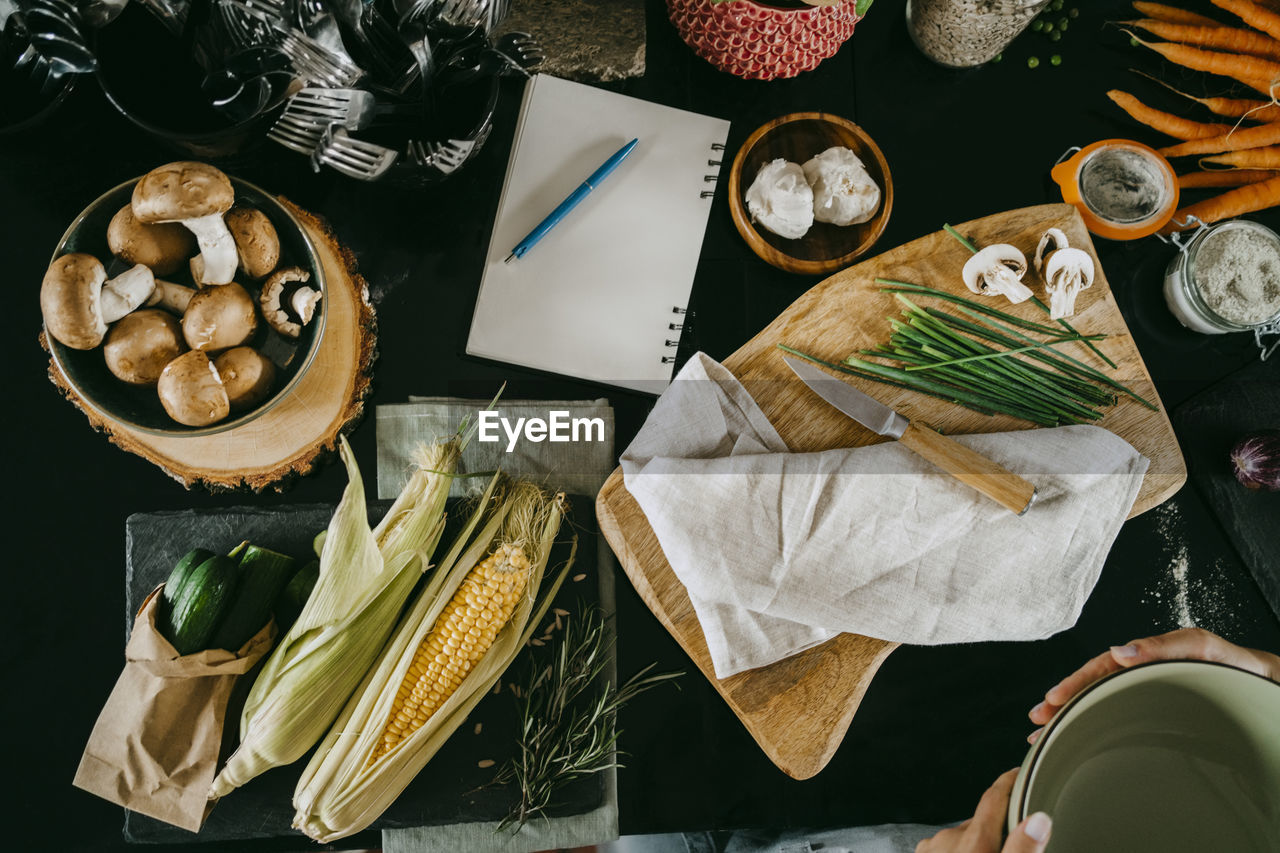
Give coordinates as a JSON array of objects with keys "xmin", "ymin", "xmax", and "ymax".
[
  {"xmin": 621, "ymin": 353, "xmax": 1150, "ymax": 678},
  {"xmin": 379, "ymin": 396, "xmax": 620, "ymax": 853},
  {"xmin": 377, "ymin": 398, "xmax": 614, "ymax": 500}
]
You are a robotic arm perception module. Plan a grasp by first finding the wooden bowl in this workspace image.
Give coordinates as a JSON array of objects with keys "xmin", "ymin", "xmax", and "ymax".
[{"xmin": 729, "ymin": 112, "xmax": 893, "ymax": 275}]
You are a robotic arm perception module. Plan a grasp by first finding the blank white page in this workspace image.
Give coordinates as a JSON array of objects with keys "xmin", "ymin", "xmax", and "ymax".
[{"xmin": 467, "ymin": 75, "xmax": 730, "ymax": 393}]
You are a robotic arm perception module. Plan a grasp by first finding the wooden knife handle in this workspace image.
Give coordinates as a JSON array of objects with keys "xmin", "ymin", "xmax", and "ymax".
[{"xmin": 898, "ymin": 422, "xmax": 1037, "ymax": 515}]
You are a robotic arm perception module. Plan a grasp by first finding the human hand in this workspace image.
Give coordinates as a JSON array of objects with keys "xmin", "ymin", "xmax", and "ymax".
[
  {"xmin": 1027, "ymin": 627, "xmax": 1280, "ymax": 743},
  {"xmin": 915, "ymin": 769, "xmax": 1051, "ymax": 853}
]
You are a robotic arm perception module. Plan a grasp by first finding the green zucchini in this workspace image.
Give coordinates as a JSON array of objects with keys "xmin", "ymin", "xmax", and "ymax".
[
  {"xmin": 161, "ymin": 548, "xmax": 215, "ymax": 609},
  {"xmin": 274, "ymin": 559, "xmax": 319, "ymax": 634},
  {"xmin": 210, "ymin": 545, "xmax": 297, "ymax": 651},
  {"xmin": 164, "ymin": 554, "xmax": 239, "ymax": 655}
]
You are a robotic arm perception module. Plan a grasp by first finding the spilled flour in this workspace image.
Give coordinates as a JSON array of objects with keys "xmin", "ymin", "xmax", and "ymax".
[{"xmin": 1141, "ymin": 502, "xmax": 1240, "ymax": 634}]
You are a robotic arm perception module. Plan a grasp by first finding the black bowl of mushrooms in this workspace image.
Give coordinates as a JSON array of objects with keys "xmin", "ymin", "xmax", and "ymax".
[{"xmin": 41, "ymin": 161, "xmax": 326, "ymax": 436}]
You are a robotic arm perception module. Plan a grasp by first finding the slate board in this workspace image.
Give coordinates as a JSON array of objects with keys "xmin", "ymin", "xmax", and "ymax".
[
  {"xmin": 1173, "ymin": 362, "xmax": 1280, "ymax": 624},
  {"xmin": 120, "ymin": 495, "xmax": 602, "ymax": 844}
]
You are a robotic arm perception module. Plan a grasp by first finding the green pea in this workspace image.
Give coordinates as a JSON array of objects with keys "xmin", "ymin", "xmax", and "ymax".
[
  {"xmin": 1058, "ymin": 17, "xmax": 1069, "ymax": 28},
  {"xmin": 1069, "ymin": 7, "xmax": 1079, "ymax": 17},
  {"xmin": 1130, "ymin": 36, "xmax": 1141, "ymax": 46},
  {"xmin": 1049, "ymin": 29, "xmax": 1062, "ymax": 41},
  {"xmin": 1051, "ymin": 54, "xmax": 1063, "ymax": 66},
  {"xmin": 1028, "ymin": 56, "xmax": 1041, "ymax": 68},
  {"xmin": 1033, "ymin": 19, "xmax": 1045, "ymax": 31},
  {"xmin": 1043, "ymin": 21, "xmax": 1055, "ymax": 32},
  {"xmin": 1051, "ymin": 0, "xmax": 1064, "ymax": 10},
  {"xmin": 993, "ymin": 52, "xmax": 1003, "ymax": 62}
]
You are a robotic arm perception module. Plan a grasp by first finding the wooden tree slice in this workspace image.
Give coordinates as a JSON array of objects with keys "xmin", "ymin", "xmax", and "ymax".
[{"xmin": 44, "ymin": 200, "xmax": 376, "ymax": 491}]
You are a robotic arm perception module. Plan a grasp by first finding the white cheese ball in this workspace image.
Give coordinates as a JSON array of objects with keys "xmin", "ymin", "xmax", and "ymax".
[
  {"xmin": 745, "ymin": 159, "xmax": 814, "ymax": 240},
  {"xmin": 802, "ymin": 146, "xmax": 881, "ymax": 226}
]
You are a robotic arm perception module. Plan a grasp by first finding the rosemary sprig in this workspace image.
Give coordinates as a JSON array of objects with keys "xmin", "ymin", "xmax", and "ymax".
[{"xmin": 491, "ymin": 605, "xmax": 682, "ymax": 832}]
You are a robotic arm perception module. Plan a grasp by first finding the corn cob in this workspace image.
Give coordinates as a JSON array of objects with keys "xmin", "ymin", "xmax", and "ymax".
[
  {"xmin": 208, "ymin": 435, "xmax": 459, "ymax": 799},
  {"xmin": 291, "ymin": 480, "xmax": 576, "ymax": 843},
  {"xmin": 374, "ymin": 543, "xmax": 531, "ymax": 760}
]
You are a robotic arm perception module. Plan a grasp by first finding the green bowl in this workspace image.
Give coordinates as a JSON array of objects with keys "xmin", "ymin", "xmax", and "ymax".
[
  {"xmin": 45, "ymin": 176, "xmax": 327, "ymax": 437},
  {"xmin": 1010, "ymin": 660, "xmax": 1280, "ymax": 852}
]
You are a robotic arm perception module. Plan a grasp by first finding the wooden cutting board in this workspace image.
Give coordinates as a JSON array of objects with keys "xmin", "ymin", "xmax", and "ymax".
[{"xmin": 595, "ymin": 204, "xmax": 1185, "ymax": 780}]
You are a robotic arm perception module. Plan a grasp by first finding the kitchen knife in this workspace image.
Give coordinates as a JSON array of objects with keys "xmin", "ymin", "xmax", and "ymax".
[{"xmin": 784, "ymin": 356, "xmax": 1038, "ymax": 515}]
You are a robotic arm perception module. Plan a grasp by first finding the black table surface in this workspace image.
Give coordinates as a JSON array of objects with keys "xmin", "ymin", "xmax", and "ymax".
[{"xmin": 4, "ymin": 1, "xmax": 1279, "ymax": 851}]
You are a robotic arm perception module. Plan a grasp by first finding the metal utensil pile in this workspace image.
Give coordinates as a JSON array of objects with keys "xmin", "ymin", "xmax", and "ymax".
[{"xmin": 1, "ymin": 0, "xmax": 98, "ymax": 99}]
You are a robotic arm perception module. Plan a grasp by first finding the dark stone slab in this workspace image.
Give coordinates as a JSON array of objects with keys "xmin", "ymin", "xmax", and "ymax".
[
  {"xmin": 1173, "ymin": 362, "xmax": 1280, "ymax": 624},
  {"xmin": 501, "ymin": 0, "xmax": 645, "ymax": 82},
  {"xmin": 121, "ymin": 496, "xmax": 602, "ymax": 844}
]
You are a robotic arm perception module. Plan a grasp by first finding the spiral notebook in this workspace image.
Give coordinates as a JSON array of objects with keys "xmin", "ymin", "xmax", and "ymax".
[{"xmin": 467, "ymin": 74, "xmax": 730, "ymax": 394}]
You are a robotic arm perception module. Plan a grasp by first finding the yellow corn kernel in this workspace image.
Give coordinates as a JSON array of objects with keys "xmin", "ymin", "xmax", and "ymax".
[{"xmin": 370, "ymin": 544, "xmax": 531, "ymax": 760}]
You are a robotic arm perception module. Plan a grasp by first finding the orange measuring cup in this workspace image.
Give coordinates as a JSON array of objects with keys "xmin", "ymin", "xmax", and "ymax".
[{"xmin": 1051, "ymin": 139, "xmax": 1179, "ymax": 240}]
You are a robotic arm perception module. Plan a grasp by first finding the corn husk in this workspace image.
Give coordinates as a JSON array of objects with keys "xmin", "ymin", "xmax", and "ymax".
[
  {"xmin": 208, "ymin": 434, "xmax": 460, "ymax": 799},
  {"xmin": 291, "ymin": 479, "xmax": 575, "ymax": 842}
]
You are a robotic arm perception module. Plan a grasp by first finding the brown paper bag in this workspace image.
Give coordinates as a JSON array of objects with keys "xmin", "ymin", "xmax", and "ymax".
[{"xmin": 73, "ymin": 585, "xmax": 275, "ymax": 832}]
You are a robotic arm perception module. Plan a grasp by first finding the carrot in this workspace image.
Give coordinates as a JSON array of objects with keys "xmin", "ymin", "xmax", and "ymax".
[
  {"xmin": 1107, "ymin": 90, "xmax": 1239, "ymax": 139},
  {"xmin": 1162, "ymin": 173, "xmax": 1280, "ymax": 231},
  {"xmin": 1126, "ymin": 18, "xmax": 1280, "ymax": 60},
  {"xmin": 1203, "ymin": 145, "xmax": 1280, "ymax": 167},
  {"xmin": 1211, "ymin": 0, "xmax": 1280, "ymax": 42},
  {"xmin": 1178, "ymin": 168, "xmax": 1279, "ymax": 187},
  {"xmin": 1159, "ymin": 121, "xmax": 1280, "ymax": 156},
  {"xmin": 1133, "ymin": 1, "xmax": 1223, "ymax": 27},
  {"xmin": 1131, "ymin": 35, "xmax": 1280, "ymax": 93},
  {"xmin": 1134, "ymin": 71, "xmax": 1280, "ymax": 120}
]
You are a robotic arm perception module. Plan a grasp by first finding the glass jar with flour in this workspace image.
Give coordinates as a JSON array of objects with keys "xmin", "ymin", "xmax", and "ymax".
[
  {"xmin": 1164, "ymin": 219, "xmax": 1280, "ymax": 357},
  {"xmin": 906, "ymin": 0, "xmax": 1051, "ymax": 68}
]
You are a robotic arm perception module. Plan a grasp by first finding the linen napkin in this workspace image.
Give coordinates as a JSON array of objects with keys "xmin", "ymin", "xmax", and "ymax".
[{"xmin": 621, "ymin": 353, "xmax": 1150, "ymax": 679}]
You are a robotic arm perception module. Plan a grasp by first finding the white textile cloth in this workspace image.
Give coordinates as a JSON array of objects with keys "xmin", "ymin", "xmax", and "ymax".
[{"xmin": 621, "ymin": 353, "xmax": 1150, "ymax": 678}]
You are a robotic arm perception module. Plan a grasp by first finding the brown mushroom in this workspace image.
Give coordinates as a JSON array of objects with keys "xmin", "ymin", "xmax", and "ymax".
[
  {"xmin": 214, "ymin": 346, "xmax": 276, "ymax": 410},
  {"xmin": 40, "ymin": 256, "xmax": 160, "ymax": 350},
  {"xmin": 106, "ymin": 204, "xmax": 197, "ymax": 276},
  {"xmin": 227, "ymin": 206, "xmax": 280, "ymax": 280},
  {"xmin": 131, "ymin": 162, "xmax": 237, "ymax": 286},
  {"xmin": 259, "ymin": 266, "xmax": 321, "ymax": 338},
  {"xmin": 182, "ymin": 281, "xmax": 258, "ymax": 352},
  {"xmin": 103, "ymin": 309, "xmax": 186, "ymax": 386},
  {"xmin": 40, "ymin": 253, "xmax": 109, "ymax": 350},
  {"xmin": 157, "ymin": 349, "xmax": 230, "ymax": 426}
]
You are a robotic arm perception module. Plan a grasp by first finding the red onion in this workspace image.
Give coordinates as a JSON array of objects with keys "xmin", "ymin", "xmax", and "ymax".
[{"xmin": 1230, "ymin": 430, "xmax": 1280, "ymax": 491}]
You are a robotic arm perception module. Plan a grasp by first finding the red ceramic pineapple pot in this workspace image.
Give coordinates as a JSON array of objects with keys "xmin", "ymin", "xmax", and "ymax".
[{"xmin": 667, "ymin": 0, "xmax": 868, "ymax": 81}]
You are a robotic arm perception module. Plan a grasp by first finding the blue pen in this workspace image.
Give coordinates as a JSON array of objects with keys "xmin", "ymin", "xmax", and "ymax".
[{"xmin": 504, "ymin": 138, "xmax": 639, "ymax": 263}]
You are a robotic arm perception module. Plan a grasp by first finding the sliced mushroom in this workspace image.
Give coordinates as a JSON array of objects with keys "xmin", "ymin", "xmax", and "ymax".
[
  {"xmin": 106, "ymin": 204, "xmax": 197, "ymax": 276},
  {"xmin": 157, "ymin": 349, "xmax": 230, "ymax": 426},
  {"xmin": 131, "ymin": 162, "xmax": 237, "ymax": 286},
  {"xmin": 144, "ymin": 279, "xmax": 196, "ymax": 316},
  {"xmin": 40, "ymin": 254, "xmax": 109, "ymax": 349},
  {"xmin": 1043, "ymin": 247, "xmax": 1096, "ymax": 320},
  {"xmin": 214, "ymin": 346, "xmax": 276, "ymax": 410},
  {"xmin": 182, "ymin": 281, "xmax": 258, "ymax": 352},
  {"xmin": 259, "ymin": 266, "xmax": 320, "ymax": 338},
  {"xmin": 103, "ymin": 309, "xmax": 186, "ymax": 386},
  {"xmin": 961, "ymin": 243, "xmax": 1032, "ymax": 304},
  {"xmin": 1033, "ymin": 228, "xmax": 1069, "ymax": 277}
]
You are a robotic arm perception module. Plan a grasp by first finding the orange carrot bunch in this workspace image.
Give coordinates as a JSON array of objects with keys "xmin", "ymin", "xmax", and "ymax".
[{"xmin": 1113, "ymin": 0, "xmax": 1280, "ymax": 228}]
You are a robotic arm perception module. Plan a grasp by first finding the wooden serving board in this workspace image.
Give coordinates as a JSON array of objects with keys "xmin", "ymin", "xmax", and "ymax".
[
  {"xmin": 46, "ymin": 201, "xmax": 377, "ymax": 491},
  {"xmin": 596, "ymin": 204, "xmax": 1185, "ymax": 780}
]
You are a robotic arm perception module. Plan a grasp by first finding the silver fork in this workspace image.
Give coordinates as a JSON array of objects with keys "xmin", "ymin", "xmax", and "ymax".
[
  {"xmin": 405, "ymin": 137, "xmax": 471, "ymax": 174},
  {"xmin": 313, "ymin": 125, "xmax": 399, "ymax": 180},
  {"xmin": 292, "ymin": 0, "xmax": 344, "ymax": 54},
  {"xmin": 284, "ymin": 86, "xmax": 421, "ymax": 128},
  {"xmin": 278, "ymin": 26, "xmax": 363, "ymax": 86}
]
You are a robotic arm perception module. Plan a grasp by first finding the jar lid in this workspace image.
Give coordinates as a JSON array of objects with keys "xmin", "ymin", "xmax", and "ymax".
[{"xmin": 1051, "ymin": 140, "xmax": 1179, "ymax": 240}]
